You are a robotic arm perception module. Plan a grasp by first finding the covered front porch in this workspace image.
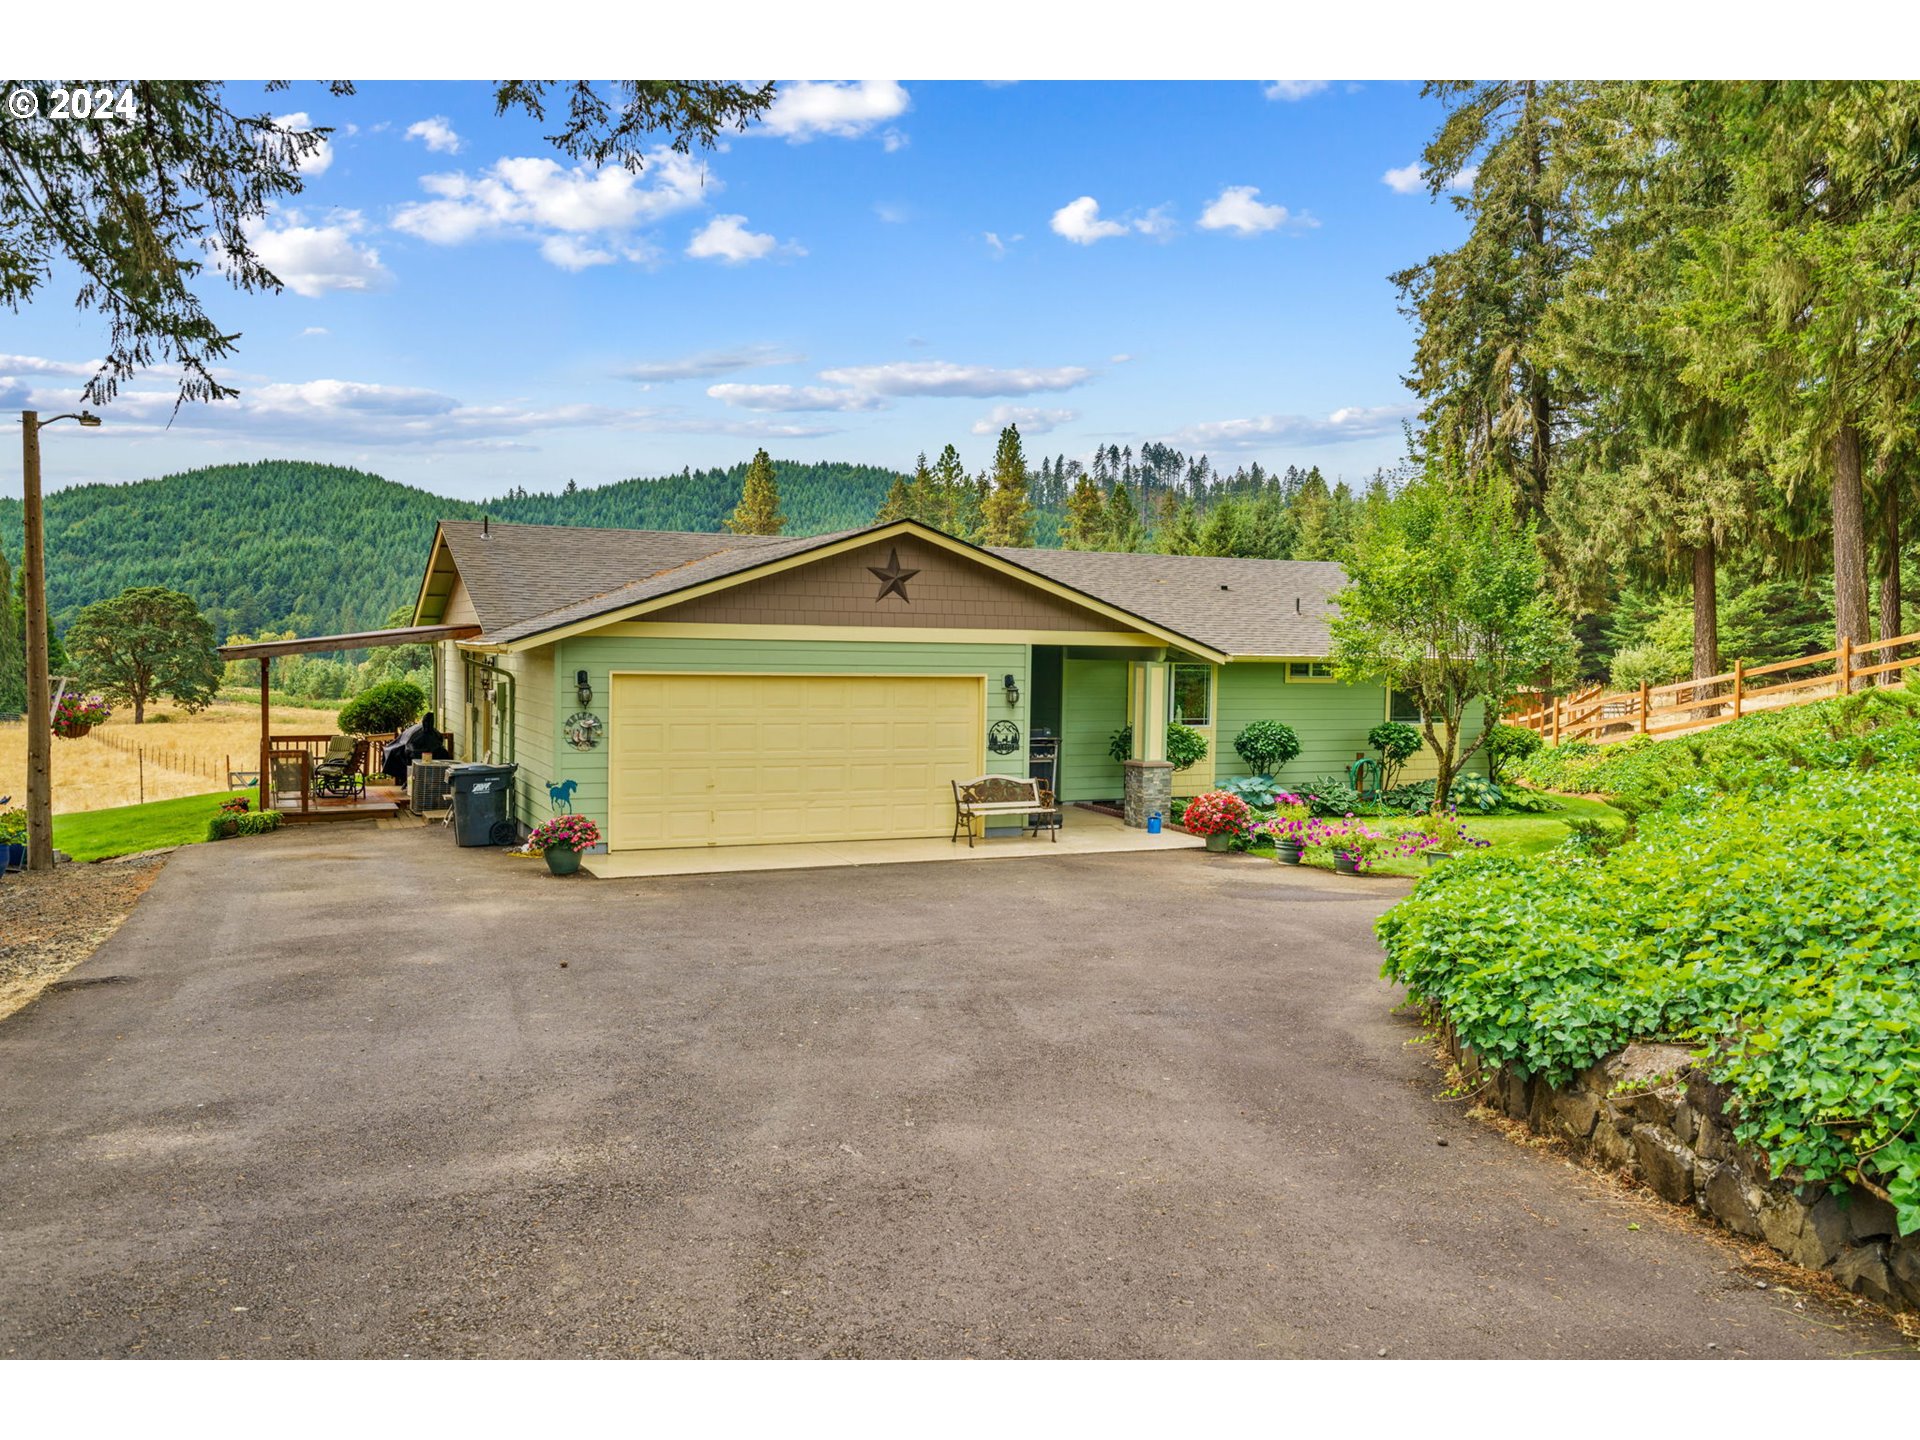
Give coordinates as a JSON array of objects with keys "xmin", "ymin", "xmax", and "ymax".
[{"xmin": 216, "ymin": 623, "xmax": 480, "ymax": 823}]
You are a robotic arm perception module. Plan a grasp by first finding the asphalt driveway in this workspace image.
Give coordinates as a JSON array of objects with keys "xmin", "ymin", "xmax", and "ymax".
[{"xmin": 0, "ymin": 825, "xmax": 1909, "ymax": 1358}]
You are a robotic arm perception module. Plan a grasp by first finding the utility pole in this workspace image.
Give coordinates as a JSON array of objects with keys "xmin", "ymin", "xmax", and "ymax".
[{"xmin": 19, "ymin": 409, "xmax": 100, "ymax": 871}]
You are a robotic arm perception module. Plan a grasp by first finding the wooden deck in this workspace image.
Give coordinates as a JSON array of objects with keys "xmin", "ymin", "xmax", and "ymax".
[{"xmin": 271, "ymin": 782, "xmax": 409, "ymax": 824}]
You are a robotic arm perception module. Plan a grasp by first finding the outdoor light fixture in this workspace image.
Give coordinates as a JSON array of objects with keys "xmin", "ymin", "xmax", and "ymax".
[
  {"xmin": 576, "ymin": 669, "xmax": 593, "ymax": 707},
  {"xmin": 1003, "ymin": 673, "xmax": 1021, "ymax": 708}
]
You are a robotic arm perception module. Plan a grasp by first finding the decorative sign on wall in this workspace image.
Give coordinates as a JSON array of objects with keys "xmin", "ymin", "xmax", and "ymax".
[
  {"xmin": 987, "ymin": 719, "xmax": 1021, "ymax": 756},
  {"xmin": 563, "ymin": 711, "xmax": 603, "ymax": 751},
  {"xmin": 868, "ymin": 547, "xmax": 919, "ymax": 603}
]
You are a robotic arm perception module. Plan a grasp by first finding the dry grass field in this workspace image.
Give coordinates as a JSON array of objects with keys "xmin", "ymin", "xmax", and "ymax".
[{"xmin": 0, "ymin": 700, "xmax": 344, "ymax": 814}]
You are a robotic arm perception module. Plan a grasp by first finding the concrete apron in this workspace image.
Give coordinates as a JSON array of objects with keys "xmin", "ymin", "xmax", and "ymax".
[{"xmin": 583, "ymin": 805, "xmax": 1203, "ymax": 879}]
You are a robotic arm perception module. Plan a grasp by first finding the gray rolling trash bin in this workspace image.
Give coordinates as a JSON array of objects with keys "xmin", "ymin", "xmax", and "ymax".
[{"xmin": 448, "ymin": 763, "xmax": 519, "ymax": 847}]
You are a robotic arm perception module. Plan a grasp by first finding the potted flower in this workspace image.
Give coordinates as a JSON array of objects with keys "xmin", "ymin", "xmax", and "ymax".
[
  {"xmin": 52, "ymin": 692, "xmax": 112, "ymax": 739},
  {"xmin": 0, "ymin": 808, "xmax": 25, "ymax": 874},
  {"xmin": 1301, "ymin": 816, "xmax": 1405, "ymax": 875},
  {"xmin": 526, "ymin": 813, "xmax": 600, "ymax": 875},
  {"xmin": 1259, "ymin": 793, "xmax": 1311, "ymax": 864},
  {"xmin": 1413, "ymin": 804, "xmax": 1492, "ymax": 866},
  {"xmin": 1179, "ymin": 790, "xmax": 1254, "ymax": 852}
]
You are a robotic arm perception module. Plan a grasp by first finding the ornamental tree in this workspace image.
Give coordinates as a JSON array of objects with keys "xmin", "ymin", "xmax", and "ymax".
[
  {"xmin": 1330, "ymin": 469, "xmax": 1576, "ymax": 813},
  {"xmin": 63, "ymin": 585, "xmax": 221, "ymax": 724}
]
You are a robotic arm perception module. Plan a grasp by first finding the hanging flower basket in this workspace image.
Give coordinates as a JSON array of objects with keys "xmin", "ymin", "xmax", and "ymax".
[{"xmin": 52, "ymin": 692, "xmax": 112, "ymax": 739}]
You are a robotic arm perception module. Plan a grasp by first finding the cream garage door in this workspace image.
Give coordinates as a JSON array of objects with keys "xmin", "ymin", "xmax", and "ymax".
[{"xmin": 609, "ymin": 673, "xmax": 984, "ymax": 849}]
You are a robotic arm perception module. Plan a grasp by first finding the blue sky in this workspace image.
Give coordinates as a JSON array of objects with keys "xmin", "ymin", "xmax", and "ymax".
[{"xmin": 8, "ymin": 80, "xmax": 1472, "ymax": 499}]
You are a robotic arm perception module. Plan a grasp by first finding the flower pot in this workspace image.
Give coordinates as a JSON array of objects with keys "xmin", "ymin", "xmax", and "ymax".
[
  {"xmin": 1274, "ymin": 839, "xmax": 1304, "ymax": 865},
  {"xmin": 1423, "ymin": 851, "xmax": 1455, "ymax": 868},
  {"xmin": 1332, "ymin": 853, "xmax": 1361, "ymax": 876},
  {"xmin": 544, "ymin": 845, "xmax": 584, "ymax": 876},
  {"xmin": 7, "ymin": 842, "xmax": 26, "ymax": 872},
  {"xmin": 54, "ymin": 723, "xmax": 92, "ymax": 740},
  {"xmin": 1203, "ymin": 832, "xmax": 1233, "ymax": 853}
]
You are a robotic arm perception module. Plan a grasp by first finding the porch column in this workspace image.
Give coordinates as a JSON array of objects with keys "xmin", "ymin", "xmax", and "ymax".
[
  {"xmin": 257, "ymin": 658, "xmax": 270, "ymax": 815},
  {"xmin": 1123, "ymin": 659, "xmax": 1172, "ymax": 828}
]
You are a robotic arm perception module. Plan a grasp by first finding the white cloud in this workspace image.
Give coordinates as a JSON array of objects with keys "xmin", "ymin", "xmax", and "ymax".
[
  {"xmin": 707, "ymin": 383, "xmax": 887, "ymax": 412},
  {"xmin": 1382, "ymin": 163, "xmax": 1424, "ymax": 195},
  {"xmin": 1197, "ymin": 185, "xmax": 1317, "ymax": 236},
  {"xmin": 970, "ymin": 405, "xmax": 1076, "ymax": 436},
  {"xmin": 1384, "ymin": 162, "xmax": 1478, "ymax": 196},
  {"xmin": 275, "ymin": 113, "xmax": 332, "ymax": 175},
  {"xmin": 620, "ymin": 344, "xmax": 805, "ymax": 383},
  {"xmin": 405, "ymin": 116, "xmax": 463, "ymax": 154},
  {"xmin": 817, "ymin": 360, "xmax": 1091, "ymax": 398},
  {"xmin": 874, "ymin": 201, "xmax": 910, "ymax": 224},
  {"xmin": 249, "ymin": 211, "xmax": 392, "ymax": 298},
  {"xmin": 0, "ymin": 353, "xmax": 841, "ymax": 447},
  {"xmin": 881, "ymin": 129, "xmax": 909, "ymax": 153},
  {"xmin": 392, "ymin": 151, "xmax": 710, "ymax": 267},
  {"xmin": 762, "ymin": 81, "xmax": 911, "ymax": 141},
  {"xmin": 686, "ymin": 214, "xmax": 801, "ymax": 264},
  {"xmin": 1263, "ymin": 81, "xmax": 1330, "ymax": 102},
  {"xmin": 1050, "ymin": 196, "xmax": 1173, "ymax": 245},
  {"xmin": 983, "ymin": 231, "xmax": 1021, "ymax": 259},
  {"xmin": 1165, "ymin": 404, "xmax": 1415, "ymax": 451},
  {"xmin": 299, "ymin": 326, "xmax": 330, "ymax": 337}
]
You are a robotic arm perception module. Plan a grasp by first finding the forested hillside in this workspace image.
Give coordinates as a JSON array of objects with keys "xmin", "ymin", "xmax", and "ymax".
[{"xmin": 0, "ymin": 458, "xmax": 904, "ymax": 640}]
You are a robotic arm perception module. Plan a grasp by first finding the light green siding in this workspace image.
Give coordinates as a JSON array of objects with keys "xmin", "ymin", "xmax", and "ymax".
[
  {"xmin": 1058, "ymin": 657, "xmax": 1127, "ymax": 801},
  {"xmin": 550, "ymin": 633, "xmax": 1032, "ymax": 838},
  {"xmin": 500, "ymin": 644, "xmax": 557, "ymax": 827},
  {"xmin": 1214, "ymin": 664, "xmax": 1487, "ymax": 788}
]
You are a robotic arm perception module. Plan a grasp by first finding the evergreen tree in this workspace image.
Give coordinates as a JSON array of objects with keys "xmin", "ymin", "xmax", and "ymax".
[
  {"xmin": 1061, "ymin": 474, "xmax": 1107, "ymax": 550},
  {"xmin": 0, "ymin": 546, "xmax": 21, "ymax": 716},
  {"xmin": 724, "ymin": 448, "xmax": 787, "ymax": 535},
  {"xmin": 873, "ymin": 472, "xmax": 914, "ymax": 524},
  {"xmin": 981, "ymin": 425, "xmax": 1034, "ymax": 546},
  {"xmin": 1153, "ymin": 499, "xmax": 1202, "ymax": 555},
  {"xmin": 1197, "ymin": 498, "xmax": 1250, "ymax": 557},
  {"xmin": 1103, "ymin": 483, "xmax": 1144, "ymax": 552}
]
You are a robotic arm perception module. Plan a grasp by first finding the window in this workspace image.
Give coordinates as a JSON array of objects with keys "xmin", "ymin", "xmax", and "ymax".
[
  {"xmin": 1287, "ymin": 661, "xmax": 1336, "ymax": 682},
  {"xmin": 1170, "ymin": 664, "xmax": 1211, "ymax": 726},
  {"xmin": 1389, "ymin": 689, "xmax": 1424, "ymax": 723}
]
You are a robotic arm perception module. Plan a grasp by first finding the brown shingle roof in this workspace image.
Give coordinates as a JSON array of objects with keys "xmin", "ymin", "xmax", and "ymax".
[
  {"xmin": 436, "ymin": 520, "xmax": 797, "ymax": 635},
  {"xmin": 988, "ymin": 547, "xmax": 1345, "ymax": 658},
  {"xmin": 439, "ymin": 519, "xmax": 1345, "ymax": 657}
]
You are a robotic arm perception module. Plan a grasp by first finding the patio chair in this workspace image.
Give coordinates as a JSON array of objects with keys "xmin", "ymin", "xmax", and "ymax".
[{"xmin": 312, "ymin": 735, "xmax": 366, "ymax": 800}]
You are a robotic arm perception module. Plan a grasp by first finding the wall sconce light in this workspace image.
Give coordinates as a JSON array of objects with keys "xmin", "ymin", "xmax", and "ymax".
[
  {"xmin": 1002, "ymin": 673, "xmax": 1021, "ymax": 709},
  {"xmin": 575, "ymin": 669, "xmax": 594, "ymax": 707}
]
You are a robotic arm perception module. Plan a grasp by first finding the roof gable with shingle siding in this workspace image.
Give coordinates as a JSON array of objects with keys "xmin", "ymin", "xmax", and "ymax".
[{"xmin": 427, "ymin": 518, "xmax": 1346, "ymax": 657}]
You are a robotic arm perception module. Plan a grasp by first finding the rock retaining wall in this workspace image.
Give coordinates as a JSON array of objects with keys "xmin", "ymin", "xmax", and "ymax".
[{"xmin": 1443, "ymin": 1028, "xmax": 1920, "ymax": 1313}]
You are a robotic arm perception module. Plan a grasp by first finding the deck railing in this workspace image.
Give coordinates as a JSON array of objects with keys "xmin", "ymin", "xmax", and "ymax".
[
  {"xmin": 262, "ymin": 731, "xmax": 399, "ymax": 813},
  {"xmin": 1508, "ymin": 630, "xmax": 1920, "ymax": 747}
]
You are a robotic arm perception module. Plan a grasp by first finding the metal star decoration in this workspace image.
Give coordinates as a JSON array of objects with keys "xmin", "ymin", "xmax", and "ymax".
[{"xmin": 868, "ymin": 546, "xmax": 919, "ymax": 603}]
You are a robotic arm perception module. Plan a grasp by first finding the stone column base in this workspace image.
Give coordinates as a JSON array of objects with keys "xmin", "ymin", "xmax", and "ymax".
[{"xmin": 1122, "ymin": 760, "xmax": 1174, "ymax": 829}]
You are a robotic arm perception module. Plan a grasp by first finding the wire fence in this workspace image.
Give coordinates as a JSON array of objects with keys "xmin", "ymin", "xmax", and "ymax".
[{"xmin": 79, "ymin": 726, "xmax": 245, "ymax": 789}]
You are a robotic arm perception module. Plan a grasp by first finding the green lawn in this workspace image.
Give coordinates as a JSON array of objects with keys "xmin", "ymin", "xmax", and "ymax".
[
  {"xmin": 53, "ymin": 791, "xmax": 234, "ymax": 862},
  {"xmin": 1253, "ymin": 793, "xmax": 1626, "ymax": 879}
]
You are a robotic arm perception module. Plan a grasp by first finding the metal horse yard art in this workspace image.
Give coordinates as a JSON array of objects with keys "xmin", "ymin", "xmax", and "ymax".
[{"xmin": 548, "ymin": 778, "xmax": 579, "ymax": 814}]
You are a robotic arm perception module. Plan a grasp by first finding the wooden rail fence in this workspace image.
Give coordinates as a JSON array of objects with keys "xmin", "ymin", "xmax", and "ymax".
[{"xmin": 1509, "ymin": 629, "xmax": 1920, "ymax": 747}]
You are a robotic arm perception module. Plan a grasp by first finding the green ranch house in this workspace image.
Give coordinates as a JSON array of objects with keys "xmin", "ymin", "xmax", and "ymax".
[{"xmin": 408, "ymin": 518, "xmax": 1485, "ymax": 852}]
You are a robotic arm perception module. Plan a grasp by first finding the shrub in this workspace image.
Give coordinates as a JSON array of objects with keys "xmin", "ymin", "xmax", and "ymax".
[
  {"xmin": 235, "ymin": 810, "xmax": 282, "ymax": 836},
  {"xmin": 207, "ymin": 808, "xmax": 283, "ymax": 841},
  {"xmin": 1378, "ymin": 765, "xmax": 1920, "ymax": 1235},
  {"xmin": 1217, "ymin": 775, "xmax": 1300, "ymax": 809},
  {"xmin": 1178, "ymin": 790, "xmax": 1253, "ymax": 838},
  {"xmin": 1233, "ymin": 720, "xmax": 1301, "ymax": 775},
  {"xmin": 0, "ymin": 808, "xmax": 26, "ymax": 845},
  {"xmin": 1107, "ymin": 723, "xmax": 1209, "ymax": 772},
  {"xmin": 1366, "ymin": 721, "xmax": 1423, "ymax": 790},
  {"xmin": 338, "ymin": 679, "xmax": 427, "ymax": 736},
  {"xmin": 1485, "ymin": 722, "xmax": 1543, "ymax": 783}
]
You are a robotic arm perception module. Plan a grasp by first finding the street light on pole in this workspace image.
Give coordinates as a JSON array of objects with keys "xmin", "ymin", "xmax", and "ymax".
[{"xmin": 19, "ymin": 409, "xmax": 101, "ymax": 872}]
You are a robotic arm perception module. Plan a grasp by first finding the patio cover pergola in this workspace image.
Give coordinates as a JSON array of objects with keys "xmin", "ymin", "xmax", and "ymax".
[{"xmin": 216, "ymin": 624, "xmax": 480, "ymax": 814}]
